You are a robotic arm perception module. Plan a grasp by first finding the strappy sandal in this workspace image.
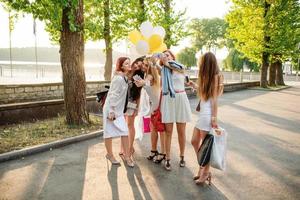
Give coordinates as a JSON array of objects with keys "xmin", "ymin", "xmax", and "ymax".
[
  {"xmin": 147, "ymin": 150, "xmax": 159, "ymax": 160},
  {"xmin": 164, "ymin": 159, "xmax": 171, "ymax": 171},
  {"xmin": 195, "ymin": 172, "xmax": 212, "ymax": 185},
  {"xmin": 154, "ymin": 153, "xmax": 166, "ymax": 164},
  {"xmin": 179, "ymin": 156, "xmax": 185, "ymax": 167}
]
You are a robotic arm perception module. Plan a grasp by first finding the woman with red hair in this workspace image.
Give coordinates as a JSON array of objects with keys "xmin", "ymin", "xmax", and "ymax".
[{"xmin": 103, "ymin": 57, "xmax": 134, "ymax": 167}]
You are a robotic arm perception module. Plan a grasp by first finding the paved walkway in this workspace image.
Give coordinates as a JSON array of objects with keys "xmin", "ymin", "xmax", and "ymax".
[{"xmin": 1, "ymin": 83, "xmax": 300, "ymax": 200}]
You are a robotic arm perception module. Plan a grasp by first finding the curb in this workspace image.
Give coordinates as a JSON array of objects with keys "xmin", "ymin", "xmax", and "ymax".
[
  {"xmin": 0, "ymin": 130, "xmax": 103, "ymax": 163},
  {"xmin": 248, "ymin": 85, "xmax": 291, "ymax": 91}
]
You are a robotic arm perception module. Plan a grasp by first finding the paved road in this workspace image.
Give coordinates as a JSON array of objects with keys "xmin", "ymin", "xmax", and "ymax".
[{"xmin": 1, "ymin": 84, "xmax": 300, "ymax": 200}]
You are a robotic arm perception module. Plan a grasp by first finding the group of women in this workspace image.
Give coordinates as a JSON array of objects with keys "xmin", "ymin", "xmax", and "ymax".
[{"xmin": 102, "ymin": 49, "xmax": 223, "ymax": 185}]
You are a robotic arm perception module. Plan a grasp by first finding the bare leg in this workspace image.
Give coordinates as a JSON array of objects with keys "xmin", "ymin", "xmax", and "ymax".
[
  {"xmin": 159, "ymin": 132, "xmax": 166, "ymax": 154},
  {"xmin": 126, "ymin": 115, "xmax": 136, "ymax": 156},
  {"xmin": 150, "ymin": 123, "xmax": 159, "ymax": 151},
  {"xmin": 191, "ymin": 127, "xmax": 201, "ymax": 154},
  {"xmin": 176, "ymin": 122, "xmax": 186, "ymax": 157},
  {"xmin": 121, "ymin": 136, "xmax": 134, "ymax": 167},
  {"xmin": 105, "ymin": 138, "xmax": 113, "ymax": 157},
  {"xmin": 191, "ymin": 128, "xmax": 202, "ymax": 177},
  {"xmin": 164, "ymin": 123, "xmax": 173, "ymax": 160}
]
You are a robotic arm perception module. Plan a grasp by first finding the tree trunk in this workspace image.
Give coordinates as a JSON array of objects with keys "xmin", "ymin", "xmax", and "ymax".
[
  {"xmin": 269, "ymin": 61, "xmax": 276, "ymax": 86},
  {"xmin": 261, "ymin": 1, "xmax": 271, "ymax": 88},
  {"xmin": 275, "ymin": 59, "xmax": 285, "ymax": 85},
  {"xmin": 261, "ymin": 52, "xmax": 269, "ymax": 87},
  {"xmin": 164, "ymin": 0, "xmax": 171, "ymax": 49},
  {"xmin": 138, "ymin": 0, "xmax": 146, "ymax": 25},
  {"xmin": 60, "ymin": 0, "xmax": 89, "ymax": 125},
  {"xmin": 104, "ymin": 0, "xmax": 112, "ymax": 80}
]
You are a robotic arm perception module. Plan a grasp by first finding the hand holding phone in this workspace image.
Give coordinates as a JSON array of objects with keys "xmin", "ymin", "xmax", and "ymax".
[
  {"xmin": 185, "ymin": 75, "xmax": 190, "ymax": 83},
  {"xmin": 133, "ymin": 74, "xmax": 142, "ymax": 81}
]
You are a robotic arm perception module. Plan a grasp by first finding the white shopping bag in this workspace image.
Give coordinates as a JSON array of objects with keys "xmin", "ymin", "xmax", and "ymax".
[{"xmin": 210, "ymin": 127, "xmax": 227, "ymax": 171}]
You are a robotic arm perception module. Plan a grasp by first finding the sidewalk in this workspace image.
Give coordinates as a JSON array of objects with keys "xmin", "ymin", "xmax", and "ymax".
[{"xmin": 0, "ymin": 84, "xmax": 299, "ymax": 200}]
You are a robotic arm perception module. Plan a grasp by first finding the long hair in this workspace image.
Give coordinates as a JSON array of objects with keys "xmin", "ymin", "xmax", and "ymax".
[
  {"xmin": 197, "ymin": 52, "xmax": 223, "ymax": 101},
  {"xmin": 144, "ymin": 56, "xmax": 160, "ymax": 93},
  {"xmin": 160, "ymin": 49, "xmax": 176, "ymax": 66},
  {"xmin": 116, "ymin": 57, "xmax": 130, "ymax": 72}
]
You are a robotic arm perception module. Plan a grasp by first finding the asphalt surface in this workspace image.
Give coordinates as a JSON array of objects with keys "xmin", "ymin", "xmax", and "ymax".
[{"xmin": 0, "ymin": 83, "xmax": 299, "ymax": 200}]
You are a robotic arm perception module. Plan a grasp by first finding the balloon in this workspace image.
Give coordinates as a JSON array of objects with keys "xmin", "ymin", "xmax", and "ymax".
[
  {"xmin": 148, "ymin": 34, "xmax": 163, "ymax": 52},
  {"xmin": 153, "ymin": 26, "xmax": 166, "ymax": 38},
  {"xmin": 136, "ymin": 40, "xmax": 150, "ymax": 55},
  {"xmin": 128, "ymin": 30, "xmax": 142, "ymax": 45},
  {"xmin": 140, "ymin": 21, "xmax": 153, "ymax": 38},
  {"xmin": 151, "ymin": 43, "xmax": 167, "ymax": 53}
]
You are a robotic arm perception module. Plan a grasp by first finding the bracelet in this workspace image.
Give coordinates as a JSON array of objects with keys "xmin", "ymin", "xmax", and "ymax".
[{"xmin": 211, "ymin": 116, "xmax": 217, "ymax": 120}]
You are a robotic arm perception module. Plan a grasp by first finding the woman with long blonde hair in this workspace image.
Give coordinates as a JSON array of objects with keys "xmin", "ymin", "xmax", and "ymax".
[
  {"xmin": 135, "ymin": 56, "xmax": 166, "ymax": 163},
  {"xmin": 189, "ymin": 52, "xmax": 223, "ymax": 185}
]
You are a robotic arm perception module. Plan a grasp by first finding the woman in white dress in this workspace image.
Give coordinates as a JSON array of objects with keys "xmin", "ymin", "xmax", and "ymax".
[
  {"xmin": 135, "ymin": 56, "xmax": 166, "ymax": 163},
  {"xmin": 103, "ymin": 57, "xmax": 134, "ymax": 167},
  {"xmin": 189, "ymin": 52, "xmax": 223, "ymax": 185},
  {"xmin": 160, "ymin": 50, "xmax": 192, "ymax": 171}
]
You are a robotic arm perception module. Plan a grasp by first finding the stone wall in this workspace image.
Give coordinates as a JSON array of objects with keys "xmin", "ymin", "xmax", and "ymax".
[{"xmin": 0, "ymin": 81, "xmax": 110, "ymax": 104}]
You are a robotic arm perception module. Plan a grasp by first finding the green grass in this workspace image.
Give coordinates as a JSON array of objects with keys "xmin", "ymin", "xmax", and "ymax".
[{"xmin": 0, "ymin": 114, "xmax": 102, "ymax": 154}]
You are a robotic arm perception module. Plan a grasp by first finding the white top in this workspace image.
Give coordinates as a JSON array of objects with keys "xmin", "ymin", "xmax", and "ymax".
[
  {"xmin": 143, "ymin": 80, "xmax": 160, "ymax": 114},
  {"xmin": 199, "ymin": 99, "xmax": 212, "ymax": 115},
  {"xmin": 172, "ymin": 72, "xmax": 185, "ymax": 91},
  {"xmin": 104, "ymin": 75, "xmax": 128, "ymax": 116}
]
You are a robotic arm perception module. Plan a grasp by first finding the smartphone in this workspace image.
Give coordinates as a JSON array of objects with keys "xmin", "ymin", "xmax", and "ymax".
[
  {"xmin": 152, "ymin": 53, "xmax": 164, "ymax": 59},
  {"xmin": 133, "ymin": 74, "xmax": 142, "ymax": 81},
  {"xmin": 185, "ymin": 75, "xmax": 190, "ymax": 83}
]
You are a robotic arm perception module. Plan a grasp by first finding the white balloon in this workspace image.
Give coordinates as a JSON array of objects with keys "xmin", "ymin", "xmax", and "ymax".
[
  {"xmin": 140, "ymin": 21, "xmax": 153, "ymax": 38},
  {"xmin": 136, "ymin": 40, "xmax": 149, "ymax": 55},
  {"xmin": 153, "ymin": 26, "xmax": 166, "ymax": 38}
]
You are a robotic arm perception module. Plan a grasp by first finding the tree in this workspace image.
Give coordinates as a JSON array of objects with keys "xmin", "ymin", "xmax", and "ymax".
[
  {"xmin": 189, "ymin": 18, "xmax": 227, "ymax": 53},
  {"xmin": 226, "ymin": 0, "xmax": 300, "ymax": 87},
  {"xmin": 176, "ymin": 47, "xmax": 197, "ymax": 68},
  {"xmin": 224, "ymin": 49, "xmax": 259, "ymax": 72},
  {"xmin": 1, "ymin": 3, "xmax": 19, "ymax": 77},
  {"xmin": 151, "ymin": 0, "xmax": 187, "ymax": 48},
  {"xmin": 5, "ymin": 0, "xmax": 89, "ymax": 125}
]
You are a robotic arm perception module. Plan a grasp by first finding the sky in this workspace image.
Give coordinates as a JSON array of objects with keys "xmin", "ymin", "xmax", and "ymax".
[{"xmin": 0, "ymin": 0, "xmax": 231, "ymax": 57}]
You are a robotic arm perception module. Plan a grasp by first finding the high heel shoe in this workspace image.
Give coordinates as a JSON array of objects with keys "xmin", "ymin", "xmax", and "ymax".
[
  {"xmin": 105, "ymin": 154, "xmax": 121, "ymax": 165},
  {"xmin": 195, "ymin": 172, "xmax": 212, "ymax": 185},
  {"xmin": 154, "ymin": 153, "xmax": 166, "ymax": 164},
  {"xmin": 179, "ymin": 156, "xmax": 185, "ymax": 167},
  {"xmin": 125, "ymin": 157, "xmax": 135, "ymax": 168},
  {"xmin": 164, "ymin": 159, "xmax": 171, "ymax": 171},
  {"xmin": 147, "ymin": 150, "xmax": 159, "ymax": 160}
]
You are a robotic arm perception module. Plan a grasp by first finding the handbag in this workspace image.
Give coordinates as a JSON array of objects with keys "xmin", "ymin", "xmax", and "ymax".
[
  {"xmin": 150, "ymin": 92, "xmax": 165, "ymax": 132},
  {"xmin": 210, "ymin": 127, "xmax": 227, "ymax": 171},
  {"xmin": 197, "ymin": 133, "xmax": 214, "ymax": 167},
  {"xmin": 96, "ymin": 87, "xmax": 109, "ymax": 109},
  {"xmin": 143, "ymin": 116, "xmax": 151, "ymax": 133},
  {"xmin": 127, "ymin": 102, "xmax": 137, "ymax": 110}
]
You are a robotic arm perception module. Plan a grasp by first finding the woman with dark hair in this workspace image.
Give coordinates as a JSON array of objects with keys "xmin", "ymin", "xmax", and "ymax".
[
  {"xmin": 120, "ymin": 56, "xmax": 145, "ymax": 159},
  {"xmin": 103, "ymin": 57, "xmax": 134, "ymax": 167},
  {"xmin": 189, "ymin": 52, "xmax": 224, "ymax": 185},
  {"xmin": 160, "ymin": 49, "xmax": 192, "ymax": 171}
]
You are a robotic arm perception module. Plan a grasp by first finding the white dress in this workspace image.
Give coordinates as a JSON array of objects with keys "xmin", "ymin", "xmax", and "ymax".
[
  {"xmin": 161, "ymin": 72, "xmax": 192, "ymax": 123},
  {"xmin": 195, "ymin": 99, "xmax": 212, "ymax": 132},
  {"xmin": 103, "ymin": 75, "xmax": 129, "ymax": 139}
]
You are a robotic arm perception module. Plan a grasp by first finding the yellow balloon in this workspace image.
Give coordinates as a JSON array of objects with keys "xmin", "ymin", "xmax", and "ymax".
[
  {"xmin": 148, "ymin": 34, "xmax": 163, "ymax": 52},
  {"xmin": 128, "ymin": 30, "xmax": 142, "ymax": 45},
  {"xmin": 151, "ymin": 43, "xmax": 167, "ymax": 53}
]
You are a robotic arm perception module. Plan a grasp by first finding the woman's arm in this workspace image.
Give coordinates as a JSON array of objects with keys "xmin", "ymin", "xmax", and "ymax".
[
  {"xmin": 108, "ymin": 75, "xmax": 124, "ymax": 114},
  {"xmin": 211, "ymin": 75, "xmax": 219, "ymax": 128}
]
